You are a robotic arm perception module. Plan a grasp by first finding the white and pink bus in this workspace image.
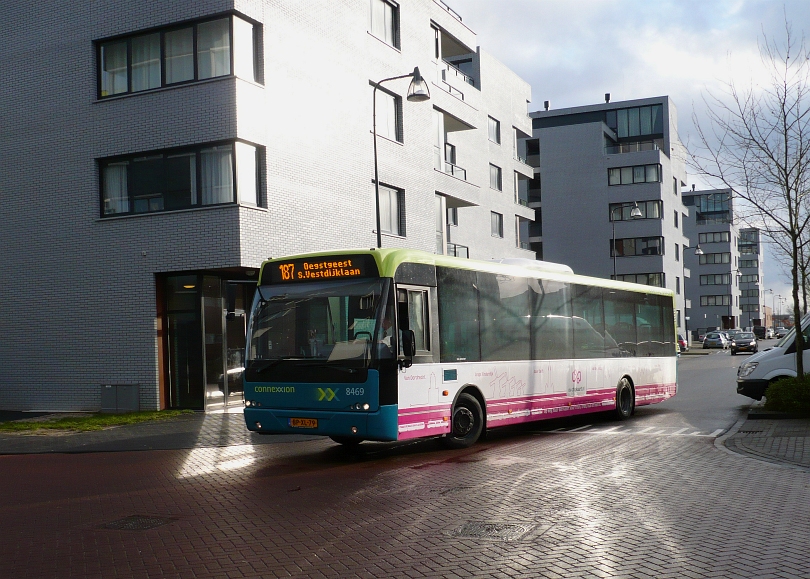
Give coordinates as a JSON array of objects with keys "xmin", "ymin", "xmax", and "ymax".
[{"xmin": 243, "ymin": 249, "xmax": 677, "ymax": 448}]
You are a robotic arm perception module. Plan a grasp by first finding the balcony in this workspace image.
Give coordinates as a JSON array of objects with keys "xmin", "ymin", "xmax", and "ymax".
[
  {"xmin": 442, "ymin": 60, "xmax": 474, "ymax": 86},
  {"xmin": 605, "ymin": 138, "xmax": 664, "ymax": 155},
  {"xmin": 447, "ymin": 242, "xmax": 469, "ymax": 258}
]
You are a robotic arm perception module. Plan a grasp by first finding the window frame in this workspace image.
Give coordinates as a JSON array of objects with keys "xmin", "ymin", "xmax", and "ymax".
[
  {"xmin": 608, "ymin": 164, "xmax": 662, "ymax": 186},
  {"xmin": 96, "ymin": 12, "xmax": 260, "ymax": 99},
  {"xmin": 378, "ymin": 183, "xmax": 405, "ymax": 237},
  {"xmin": 372, "ymin": 83, "xmax": 403, "ymax": 143},
  {"xmin": 487, "ymin": 116, "xmax": 501, "ymax": 144},
  {"xmin": 490, "ymin": 164, "xmax": 503, "ymax": 191},
  {"xmin": 491, "ymin": 211, "xmax": 504, "ymax": 238},
  {"xmin": 98, "ymin": 139, "xmax": 262, "ymax": 217},
  {"xmin": 369, "ymin": 0, "xmax": 400, "ymax": 49}
]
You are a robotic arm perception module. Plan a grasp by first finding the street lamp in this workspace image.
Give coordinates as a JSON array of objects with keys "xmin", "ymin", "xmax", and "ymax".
[
  {"xmin": 611, "ymin": 202, "xmax": 642, "ymax": 278},
  {"xmin": 682, "ymin": 244, "xmax": 703, "ymax": 342},
  {"xmin": 372, "ymin": 66, "xmax": 430, "ymax": 248}
]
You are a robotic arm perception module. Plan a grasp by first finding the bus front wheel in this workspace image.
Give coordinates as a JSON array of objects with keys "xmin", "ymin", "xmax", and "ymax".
[
  {"xmin": 615, "ymin": 378, "xmax": 635, "ymax": 420},
  {"xmin": 442, "ymin": 393, "xmax": 484, "ymax": 449}
]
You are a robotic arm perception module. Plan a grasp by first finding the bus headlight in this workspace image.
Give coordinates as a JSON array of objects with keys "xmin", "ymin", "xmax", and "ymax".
[{"xmin": 738, "ymin": 362, "xmax": 758, "ymax": 377}]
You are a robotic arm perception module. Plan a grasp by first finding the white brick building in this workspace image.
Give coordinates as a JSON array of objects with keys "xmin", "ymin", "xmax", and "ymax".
[{"xmin": 0, "ymin": 0, "xmax": 534, "ymax": 411}]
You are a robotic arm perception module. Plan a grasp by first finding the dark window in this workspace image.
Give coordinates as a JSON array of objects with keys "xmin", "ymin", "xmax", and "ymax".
[
  {"xmin": 98, "ymin": 14, "xmax": 258, "ymax": 98},
  {"xmin": 437, "ymin": 267, "xmax": 480, "ymax": 362},
  {"xmin": 100, "ymin": 141, "xmax": 261, "ymax": 216},
  {"xmin": 369, "ymin": 0, "xmax": 400, "ymax": 48},
  {"xmin": 612, "ymin": 236, "xmax": 664, "ymax": 257},
  {"xmin": 491, "ymin": 212, "xmax": 503, "ymax": 237},
  {"xmin": 531, "ymin": 279, "xmax": 572, "ymax": 360},
  {"xmin": 572, "ymin": 285, "xmax": 607, "ymax": 358},
  {"xmin": 479, "ymin": 273, "xmax": 530, "ymax": 361}
]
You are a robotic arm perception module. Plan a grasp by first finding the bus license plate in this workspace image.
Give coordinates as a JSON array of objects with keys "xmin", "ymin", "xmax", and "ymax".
[{"xmin": 289, "ymin": 418, "xmax": 317, "ymax": 428}]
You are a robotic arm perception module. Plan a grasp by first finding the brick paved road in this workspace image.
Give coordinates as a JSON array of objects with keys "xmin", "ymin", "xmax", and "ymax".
[{"xmin": 3, "ymin": 424, "xmax": 809, "ymax": 578}]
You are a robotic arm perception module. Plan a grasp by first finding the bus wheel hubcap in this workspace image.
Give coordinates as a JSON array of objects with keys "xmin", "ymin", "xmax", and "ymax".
[{"xmin": 454, "ymin": 407, "xmax": 474, "ymax": 436}]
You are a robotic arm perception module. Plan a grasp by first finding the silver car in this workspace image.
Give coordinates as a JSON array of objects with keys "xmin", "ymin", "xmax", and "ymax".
[{"xmin": 702, "ymin": 331, "xmax": 728, "ymax": 349}]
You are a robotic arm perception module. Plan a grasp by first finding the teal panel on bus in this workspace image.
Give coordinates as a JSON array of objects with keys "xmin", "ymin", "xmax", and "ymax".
[
  {"xmin": 245, "ymin": 370, "xmax": 380, "ymax": 411},
  {"xmin": 243, "ymin": 403, "xmax": 399, "ymax": 441}
]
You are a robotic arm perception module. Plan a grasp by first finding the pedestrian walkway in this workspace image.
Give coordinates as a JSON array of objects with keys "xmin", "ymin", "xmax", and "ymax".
[
  {"xmin": 1, "ymin": 405, "xmax": 809, "ymax": 470},
  {"xmin": 722, "ymin": 401, "xmax": 810, "ymax": 470}
]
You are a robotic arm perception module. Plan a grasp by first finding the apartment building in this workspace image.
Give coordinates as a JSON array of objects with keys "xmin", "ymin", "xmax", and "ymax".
[
  {"xmin": 738, "ymin": 227, "xmax": 765, "ymax": 329},
  {"xmin": 0, "ymin": 0, "xmax": 533, "ymax": 412},
  {"xmin": 523, "ymin": 96, "xmax": 691, "ymax": 334},
  {"xmin": 681, "ymin": 188, "xmax": 744, "ymax": 337}
]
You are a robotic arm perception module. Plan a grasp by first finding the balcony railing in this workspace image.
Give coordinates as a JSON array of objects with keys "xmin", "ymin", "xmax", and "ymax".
[
  {"xmin": 442, "ymin": 61, "xmax": 474, "ymax": 86},
  {"xmin": 439, "ymin": 160, "xmax": 466, "ymax": 180},
  {"xmin": 436, "ymin": 0, "xmax": 462, "ymax": 21},
  {"xmin": 605, "ymin": 139, "xmax": 664, "ymax": 154},
  {"xmin": 517, "ymin": 241, "xmax": 531, "ymax": 250},
  {"xmin": 447, "ymin": 243, "xmax": 469, "ymax": 258}
]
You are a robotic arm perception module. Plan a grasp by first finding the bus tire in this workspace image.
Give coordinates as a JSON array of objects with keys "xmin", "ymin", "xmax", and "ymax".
[
  {"xmin": 329, "ymin": 436, "xmax": 363, "ymax": 446},
  {"xmin": 615, "ymin": 378, "xmax": 635, "ymax": 420},
  {"xmin": 442, "ymin": 393, "xmax": 484, "ymax": 449}
]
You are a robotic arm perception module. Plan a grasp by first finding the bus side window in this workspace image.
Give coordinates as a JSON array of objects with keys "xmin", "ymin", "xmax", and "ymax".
[{"xmin": 398, "ymin": 287, "xmax": 430, "ymax": 353}]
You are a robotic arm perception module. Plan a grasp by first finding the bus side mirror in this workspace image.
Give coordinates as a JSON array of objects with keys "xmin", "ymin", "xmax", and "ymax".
[{"xmin": 400, "ymin": 330, "xmax": 416, "ymax": 368}]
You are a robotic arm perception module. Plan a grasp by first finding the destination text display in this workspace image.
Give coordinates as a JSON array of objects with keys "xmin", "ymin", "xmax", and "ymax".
[{"xmin": 265, "ymin": 254, "xmax": 378, "ymax": 284}]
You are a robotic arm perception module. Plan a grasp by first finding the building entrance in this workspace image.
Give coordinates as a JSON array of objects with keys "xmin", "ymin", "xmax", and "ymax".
[{"xmin": 163, "ymin": 272, "xmax": 256, "ymax": 411}]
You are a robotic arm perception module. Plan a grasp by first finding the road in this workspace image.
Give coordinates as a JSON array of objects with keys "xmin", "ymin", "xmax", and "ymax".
[{"xmin": 3, "ymin": 346, "xmax": 810, "ymax": 579}]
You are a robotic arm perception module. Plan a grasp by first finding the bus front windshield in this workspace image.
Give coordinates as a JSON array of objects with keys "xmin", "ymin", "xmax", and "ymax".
[{"xmin": 246, "ymin": 279, "xmax": 394, "ymax": 370}]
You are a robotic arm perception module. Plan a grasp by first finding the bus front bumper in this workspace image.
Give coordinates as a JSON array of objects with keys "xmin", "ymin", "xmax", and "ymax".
[{"xmin": 244, "ymin": 405, "xmax": 399, "ymax": 441}]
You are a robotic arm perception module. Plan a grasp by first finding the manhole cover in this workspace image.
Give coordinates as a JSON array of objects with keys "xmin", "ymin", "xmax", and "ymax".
[
  {"xmin": 102, "ymin": 515, "xmax": 175, "ymax": 531},
  {"xmin": 449, "ymin": 521, "xmax": 534, "ymax": 541}
]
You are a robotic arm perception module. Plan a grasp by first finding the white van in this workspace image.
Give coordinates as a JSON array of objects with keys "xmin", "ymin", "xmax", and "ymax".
[{"xmin": 737, "ymin": 315, "xmax": 809, "ymax": 400}]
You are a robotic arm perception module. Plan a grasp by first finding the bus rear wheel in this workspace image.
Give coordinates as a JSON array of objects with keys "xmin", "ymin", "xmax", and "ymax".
[
  {"xmin": 442, "ymin": 393, "xmax": 484, "ymax": 449},
  {"xmin": 615, "ymin": 378, "xmax": 635, "ymax": 420}
]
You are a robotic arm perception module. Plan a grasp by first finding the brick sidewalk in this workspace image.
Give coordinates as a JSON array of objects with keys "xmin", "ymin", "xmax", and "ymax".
[{"xmin": 723, "ymin": 414, "xmax": 810, "ymax": 470}]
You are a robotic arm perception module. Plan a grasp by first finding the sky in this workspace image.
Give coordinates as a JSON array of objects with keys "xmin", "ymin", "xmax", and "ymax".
[{"xmin": 450, "ymin": 0, "xmax": 810, "ymax": 311}]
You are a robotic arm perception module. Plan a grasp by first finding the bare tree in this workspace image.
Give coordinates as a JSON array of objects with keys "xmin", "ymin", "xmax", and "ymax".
[{"xmin": 690, "ymin": 21, "xmax": 810, "ymax": 377}]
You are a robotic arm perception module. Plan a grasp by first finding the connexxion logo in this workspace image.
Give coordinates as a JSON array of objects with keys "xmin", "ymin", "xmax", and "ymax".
[{"xmin": 317, "ymin": 388, "xmax": 339, "ymax": 402}]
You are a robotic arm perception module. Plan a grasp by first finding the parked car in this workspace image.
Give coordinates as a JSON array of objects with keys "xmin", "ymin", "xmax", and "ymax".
[
  {"xmin": 730, "ymin": 332, "xmax": 758, "ymax": 355},
  {"xmin": 677, "ymin": 334, "xmax": 688, "ymax": 352},
  {"xmin": 775, "ymin": 327, "xmax": 788, "ymax": 339},
  {"xmin": 702, "ymin": 331, "xmax": 729, "ymax": 349},
  {"xmin": 752, "ymin": 326, "xmax": 766, "ymax": 340}
]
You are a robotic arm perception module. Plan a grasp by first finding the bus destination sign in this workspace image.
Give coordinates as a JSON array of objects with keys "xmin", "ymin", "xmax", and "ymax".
[{"xmin": 265, "ymin": 254, "xmax": 379, "ymax": 284}]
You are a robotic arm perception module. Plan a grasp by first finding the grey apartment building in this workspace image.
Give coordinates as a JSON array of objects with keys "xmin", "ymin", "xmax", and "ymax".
[
  {"xmin": 524, "ymin": 97, "xmax": 691, "ymax": 334},
  {"xmin": 681, "ymin": 188, "xmax": 753, "ymax": 337},
  {"xmin": 0, "ymin": 0, "xmax": 534, "ymax": 412}
]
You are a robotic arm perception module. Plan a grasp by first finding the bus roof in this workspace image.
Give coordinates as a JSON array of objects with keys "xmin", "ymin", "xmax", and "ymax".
[{"xmin": 258, "ymin": 248, "xmax": 674, "ymax": 297}]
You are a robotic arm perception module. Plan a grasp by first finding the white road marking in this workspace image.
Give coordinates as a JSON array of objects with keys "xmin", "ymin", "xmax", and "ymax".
[
  {"xmin": 709, "ymin": 429, "xmax": 725, "ymax": 437},
  {"xmin": 568, "ymin": 424, "xmax": 593, "ymax": 432},
  {"xmin": 536, "ymin": 426, "xmax": 723, "ymax": 438}
]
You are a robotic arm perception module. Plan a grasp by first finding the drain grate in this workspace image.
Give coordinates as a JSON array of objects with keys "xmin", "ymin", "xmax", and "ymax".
[
  {"xmin": 102, "ymin": 515, "xmax": 175, "ymax": 531},
  {"xmin": 449, "ymin": 521, "xmax": 535, "ymax": 541}
]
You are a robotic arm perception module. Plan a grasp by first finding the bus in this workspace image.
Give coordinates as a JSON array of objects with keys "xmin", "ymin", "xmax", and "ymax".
[{"xmin": 242, "ymin": 249, "xmax": 677, "ymax": 448}]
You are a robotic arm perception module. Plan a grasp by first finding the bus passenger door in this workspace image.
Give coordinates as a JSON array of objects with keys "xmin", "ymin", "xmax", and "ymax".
[{"xmin": 396, "ymin": 285, "xmax": 438, "ymax": 405}]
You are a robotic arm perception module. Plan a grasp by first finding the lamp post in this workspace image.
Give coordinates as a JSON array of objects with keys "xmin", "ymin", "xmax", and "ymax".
[
  {"xmin": 682, "ymin": 244, "xmax": 703, "ymax": 342},
  {"xmin": 768, "ymin": 288, "xmax": 774, "ymax": 329},
  {"xmin": 611, "ymin": 202, "xmax": 642, "ymax": 278},
  {"xmin": 372, "ymin": 67, "xmax": 430, "ymax": 248}
]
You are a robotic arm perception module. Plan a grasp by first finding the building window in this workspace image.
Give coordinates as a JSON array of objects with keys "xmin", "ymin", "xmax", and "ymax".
[
  {"xmin": 373, "ymin": 85, "xmax": 402, "ymax": 142},
  {"xmin": 740, "ymin": 274, "xmax": 759, "ymax": 283},
  {"xmin": 741, "ymin": 304, "xmax": 760, "ymax": 312},
  {"xmin": 674, "ymin": 211, "xmax": 679, "ymax": 228},
  {"xmin": 379, "ymin": 184, "xmax": 404, "ymax": 236},
  {"xmin": 701, "ymin": 295, "xmax": 731, "ymax": 307},
  {"xmin": 684, "ymin": 191, "xmax": 732, "ymax": 224},
  {"xmin": 611, "ymin": 236, "xmax": 664, "ymax": 257},
  {"xmin": 676, "ymin": 276, "xmax": 680, "ymax": 294},
  {"xmin": 98, "ymin": 14, "xmax": 258, "ymax": 98},
  {"xmin": 490, "ymin": 164, "xmax": 502, "ymax": 191},
  {"xmin": 447, "ymin": 206, "xmax": 458, "ymax": 226},
  {"xmin": 604, "ymin": 105, "xmax": 664, "ymax": 138},
  {"xmin": 741, "ymin": 289, "xmax": 760, "ymax": 298},
  {"xmin": 100, "ymin": 140, "xmax": 261, "ymax": 216},
  {"xmin": 699, "ymin": 252, "xmax": 731, "ymax": 265},
  {"xmin": 608, "ymin": 164, "xmax": 661, "ymax": 185},
  {"xmin": 612, "ymin": 273, "xmax": 665, "ymax": 287},
  {"xmin": 609, "ymin": 200, "xmax": 662, "ymax": 221},
  {"xmin": 699, "ymin": 231, "xmax": 731, "ymax": 244},
  {"xmin": 516, "ymin": 216, "xmax": 530, "ymax": 249},
  {"xmin": 740, "ymin": 259, "xmax": 758, "ymax": 268},
  {"xmin": 700, "ymin": 274, "xmax": 731, "ymax": 285},
  {"xmin": 488, "ymin": 116, "xmax": 501, "ymax": 144},
  {"xmin": 675, "ymin": 243, "xmax": 680, "ymax": 262},
  {"xmin": 491, "ymin": 212, "xmax": 503, "ymax": 237},
  {"xmin": 369, "ymin": 0, "xmax": 399, "ymax": 48}
]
